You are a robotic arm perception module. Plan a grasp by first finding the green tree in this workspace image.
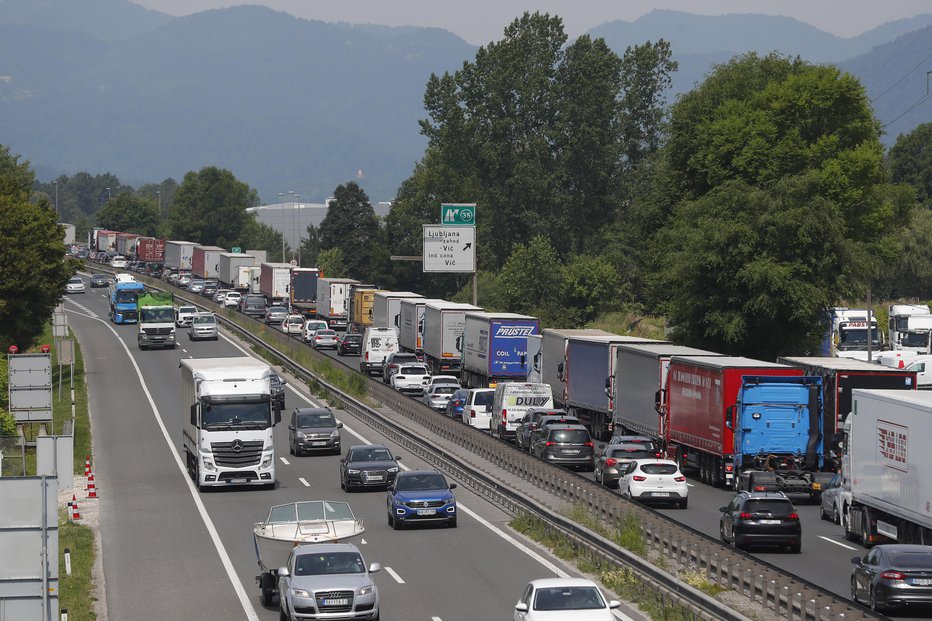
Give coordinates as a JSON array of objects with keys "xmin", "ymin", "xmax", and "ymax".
[
  {"xmin": 875, "ymin": 208, "xmax": 932, "ymax": 299},
  {"xmin": 239, "ymin": 217, "xmax": 287, "ymax": 263},
  {"xmin": 300, "ymin": 224, "xmax": 321, "ymax": 268},
  {"xmin": 137, "ymin": 178, "xmax": 179, "ymax": 221},
  {"xmin": 96, "ymin": 193, "xmax": 161, "ymax": 236},
  {"xmin": 0, "ymin": 145, "xmax": 78, "ymax": 350},
  {"xmin": 649, "ymin": 54, "xmax": 912, "ymax": 357},
  {"xmin": 888, "ymin": 123, "xmax": 932, "ymax": 206},
  {"xmin": 316, "ymin": 248, "xmax": 347, "ymax": 279},
  {"xmin": 557, "ymin": 254, "xmax": 626, "ymax": 327},
  {"xmin": 169, "ymin": 167, "xmax": 258, "ymax": 247},
  {"xmin": 484, "ymin": 236, "xmax": 562, "ymax": 319},
  {"xmin": 318, "ymin": 182, "xmax": 383, "ymax": 281}
]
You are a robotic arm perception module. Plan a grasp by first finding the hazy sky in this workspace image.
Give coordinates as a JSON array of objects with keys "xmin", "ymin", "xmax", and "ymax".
[{"xmin": 133, "ymin": 1, "xmax": 931, "ymax": 43}]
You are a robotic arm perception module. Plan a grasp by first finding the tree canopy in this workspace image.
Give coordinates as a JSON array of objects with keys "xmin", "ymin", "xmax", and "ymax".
[
  {"xmin": 169, "ymin": 166, "xmax": 258, "ymax": 248},
  {"xmin": 95, "ymin": 192, "xmax": 161, "ymax": 237},
  {"xmin": 0, "ymin": 145, "xmax": 77, "ymax": 350},
  {"xmin": 318, "ymin": 182, "xmax": 384, "ymax": 282},
  {"xmin": 888, "ymin": 122, "xmax": 932, "ymax": 207}
]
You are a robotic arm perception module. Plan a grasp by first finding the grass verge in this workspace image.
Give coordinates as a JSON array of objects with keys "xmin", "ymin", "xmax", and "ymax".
[{"xmin": 58, "ymin": 508, "xmax": 97, "ymax": 621}]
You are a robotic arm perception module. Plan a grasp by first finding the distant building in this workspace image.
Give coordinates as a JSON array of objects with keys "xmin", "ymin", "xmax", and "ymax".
[
  {"xmin": 60, "ymin": 222, "xmax": 76, "ymax": 245},
  {"xmin": 247, "ymin": 201, "xmax": 392, "ymax": 250}
]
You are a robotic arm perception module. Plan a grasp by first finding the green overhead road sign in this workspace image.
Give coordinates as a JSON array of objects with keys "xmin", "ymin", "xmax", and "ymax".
[
  {"xmin": 231, "ymin": 247, "xmax": 242, "ymax": 253},
  {"xmin": 441, "ymin": 203, "xmax": 475, "ymax": 226}
]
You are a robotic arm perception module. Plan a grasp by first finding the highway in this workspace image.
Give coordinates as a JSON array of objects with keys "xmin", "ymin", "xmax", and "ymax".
[{"xmin": 63, "ymin": 287, "xmax": 648, "ymax": 621}]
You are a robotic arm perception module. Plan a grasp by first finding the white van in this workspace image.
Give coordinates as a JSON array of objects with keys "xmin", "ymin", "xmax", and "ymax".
[
  {"xmin": 360, "ymin": 327, "xmax": 399, "ymax": 376},
  {"xmin": 492, "ymin": 382, "xmax": 554, "ymax": 442},
  {"xmin": 905, "ymin": 355, "xmax": 932, "ymax": 389},
  {"xmin": 463, "ymin": 388, "xmax": 495, "ymax": 431}
]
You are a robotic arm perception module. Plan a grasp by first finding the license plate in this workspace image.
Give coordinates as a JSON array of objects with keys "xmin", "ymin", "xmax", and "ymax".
[
  {"xmin": 322, "ymin": 598, "xmax": 349, "ymax": 606},
  {"xmin": 760, "ymin": 519, "xmax": 780, "ymax": 524},
  {"xmin": 653, "ymin": 492, "xmax": 669, "ymax": 497},
  {"xmin": 416, "ymin": 509, "xmax": 436, "ymax": 516},
  {"xmin": 912, "ymin": 578, "xmax": 932, "ymax": 586},
  {"xmin": 365, "ymin": 474, "xmax": 384, "ymax": 481},
  {"xmin": 312, "ymin": 441, "xmax": 328, "ymax": 446},
  {"xmin": 563, "ymin": 449, "xmax": 580, "ymax": 454},
  {"xmin": 230, "ymin": 478, "xmax": 247, "ymax": 484}
]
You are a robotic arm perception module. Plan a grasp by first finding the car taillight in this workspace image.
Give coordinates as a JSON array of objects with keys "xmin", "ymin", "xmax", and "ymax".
[
  {"xmin": 787, "ymin": 513, "xmax": 799, "ymax": 520},
  {"xmin": 545, "ymin": 441, "xmax": 555, "ymax": 447},
  {"xmin": 584, "ymin": 441, "xmax": 593, "ymax": 447},
  {"xmin": 502, "ymin": 409, "xmax": 507, "ymax": 423},
  {"xmin": 470, "ymin": 410, "xmax": 476, "ymax": 418},
  {"xmin": 725, "ymin": 464, "xmax": 734, "ymax": 472},
  {"xmin": 880, "ymin": 570, "xmax": 905, "ymax": 581},
  {"xmin": 632, "ymin": 475, "xmax": 647, "ymax": 481},
  {"xmin": 365, "ymin": 352, "xmax": 369, "ymax": 360},
  {"xmin": 674, "ymin": 476, "xmax": 686, "ymax": 482},
  {"xmin": 739, "ymin": 512, "xmax": 753, "ymax": 520},
  {"xmin": 605, "ymin": 458, "xmax": 617, "ymax": 467},
  {"xmin": 654, "ymin": 452, "xmax": 663, "ymax": 458},
  {"xmin": 389, "ymin": 364, "xmax": 397, "ymax": 370},
  {"xmin": 753, "ymin": 485, "xmax": 766, "ymax": 491}
]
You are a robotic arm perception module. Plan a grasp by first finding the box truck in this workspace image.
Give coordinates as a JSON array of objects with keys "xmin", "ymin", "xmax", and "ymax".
[
  {"xmin": 135, "ymin": 237, "xmax": 165, "ymax": 263},
  {"xmin": 316, "ymin": 278, "xmax": 359, "ymax": 330},
  {"xmin": 422, "ymin": 301, "xmax": 482, "ymax": 374},
  {"xmin": 842, "ymin": 390, "xmax": 932, "ymax": 546},
  {"xmin": 663, "ymin": 356, "xmax": 803, "ymax": 488},
  {"xmin": 192, "ymin": 245, "xmax": 226, "ymax": 280},
  {"xmin": 348, "ymin": 284, "xmax": 378, "ymax": 333},
  {"xmin": 116, "ymin": 232, "xmax": 140, "ymax": 257},
  {"xmin": 164, "ymin": 240, "xmax": 197, "ymax": 271},
  {"xmin": 461, "ymin": 312, "xmax": 540, "ymax": 388},
  {"xmin": 398, "ymin": 298, "xmax": 445, "ymax": 356},
  {"xmin": 373, "ymin": 292, "xmax": 422, "ymax": 330},
  {"xmin": 290, "ymin": 268, "xmax": 322, "ymax": 317},
  {"xmin": 218, "ymin": 253, "xmax": 255, "ymax": 289},
  {"xmin": 539, "ymin": 329, "xmax": 614, "ymax": 408},
  {"xmin": 259, "ymin": 263, "xmax": 293, "ymax": 305}
]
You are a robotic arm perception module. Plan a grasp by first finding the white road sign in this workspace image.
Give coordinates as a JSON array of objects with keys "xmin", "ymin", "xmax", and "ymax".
[{"xmin": 423, "ymin": 225, "xmax": 476, "ymax": 273}]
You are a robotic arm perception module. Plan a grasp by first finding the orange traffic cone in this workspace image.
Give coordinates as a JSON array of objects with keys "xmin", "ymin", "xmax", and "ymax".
[
  {"xmin": 71, "ymin": 494, "xmax": 81, "ymax": 521},
  {"xmin": 84, "ymin": 456, "xmax": 91, "ymax": 476},
  {"xmin": 86, "ymin": 473, "xmax": 98, "ymax": 499}
]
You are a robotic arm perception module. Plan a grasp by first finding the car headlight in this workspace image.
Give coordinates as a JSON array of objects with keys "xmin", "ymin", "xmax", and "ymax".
[
  {"xmin": 260, "ymin": 455, "xmax": 273, "ymax": 469},
  {"xmin": 347, "ymin": 469, "xmax": 360, "ymax": 474},
  {"xmin": 387, "ymin": 467, "xmax": 399, "ymax": 473},
  {"xmin": 169, "ymin": 329, "xmax": 176, "ymax": 335},
  {"xmin": 201, "ymin": 458, "xmax": 217, "ymax": 472},
  {"xmin": 295, "ymin": 431, "xmax": 305, "ymax": 438},
  {"xmin": 358, "ymin": 584, "xmax": 375, "ymax": 596},
  {"xmin": 330, "ymin": 430, "xmax": 340, "ymax": 438},
  {"xmin": 291, "ymin": 588, "xmax": 310, "ymax": 598}
]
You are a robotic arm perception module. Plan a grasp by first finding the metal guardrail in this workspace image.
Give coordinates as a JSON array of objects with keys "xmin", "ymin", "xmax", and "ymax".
[{"xmin": 88, "ymin": 265, "xmax": 886, "ymax": 621}]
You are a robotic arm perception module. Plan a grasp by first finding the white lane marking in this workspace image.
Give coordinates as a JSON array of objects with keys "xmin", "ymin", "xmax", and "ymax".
[
  {"xmin": 298, "ymin": 477, "xmax": 310, "ymax": 487},
  {"xmin": 686, "ymin": 483, "xmax": 695, "ymax": 487},
  {"xmin": 64, "ymin": 306, "xmax": 261, "ymax": 621},
  {"xmin": 384, "ymin": 566, "xmax": 405, "ymax": 584},
  {"xmin": 182, "ymin": 349, "xmax": 188, "ymax": 353},
  {"xmin": 219, "ymin": 321, "xmax": 572, "ymax": 580},
  {"xmin": 432, "ymin": 617, "xmax": 442, "ymax": 621},
  {"xmin": 280, "ymin": 457, "xmax": 290, "ymax": 465},
  {"xmin": 819, "ymin": 535, "xmax": 857, "ymax": 550},
  {"xmin": 360, "ymin": 538, "xmax": 367, "ymax": 545}
]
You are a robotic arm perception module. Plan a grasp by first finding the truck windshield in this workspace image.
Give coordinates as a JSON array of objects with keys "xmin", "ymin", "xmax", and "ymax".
[
  {"xmin": 202, "ymin": 401, "xmax": 270, "ymax": 429},
  {"xmin": 838, "ymin": 327, "xmax": 880, "ymax": 348},
  {"xmin": 116, "ymin": 292, "xmax": 138, "ymax": 304},
  {"xmin": 141, "ymin": 308, "xmax": 174, "ymax": 322},
  {"xmin": 902, "ymin": 332, "xmax": 930, "ymax": 348}
]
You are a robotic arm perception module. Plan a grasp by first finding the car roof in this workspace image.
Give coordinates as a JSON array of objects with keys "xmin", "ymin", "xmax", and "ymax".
[
  {"xmin": 529, "ymin": 577, "xmax": 600, "ymax": 588},
  {"xmin": 607, "ymin": 443, "xmax": 655, "ymax": 451},
  {"xmin": 546, "ymin": 424, "xmax": 588, "ymax": 432},
  {"xmin": 349, "ymin": 443, "xmax": 389, "ymax": 451},
  {"xmin": 737, "ymin": 491, "xmax": 790, "ymax": 500},
  {"xmin": 293, "ymin": 542, "xmax": 362, "ymax": 555},
  {"xmin": 295, "ymin": 407, "xmax": 332, "ymax": 414},
  {"xmin": 397, "ymin": 469, "xmax": 443, "ymax": 477},
  {"xmin": 630, "ymin": 458, "xmax": 678, "ymax": 466}
]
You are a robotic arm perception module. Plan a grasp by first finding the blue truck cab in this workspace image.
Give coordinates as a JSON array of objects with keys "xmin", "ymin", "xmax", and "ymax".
[{"xmin": 109, "ymin": 276, "xmax": 146, "ymax": 324}]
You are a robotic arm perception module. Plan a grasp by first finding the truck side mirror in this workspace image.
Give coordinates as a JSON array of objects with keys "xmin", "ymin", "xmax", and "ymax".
[
  {"xmin": 274, "ymin": 404, "xmax": 282, "ymax": 424},
  {"xmin": 654, "ymin": 389, "xmax": 663, "ymax": 414},
  {"xmin": 725, "ymin": 405, "xmax": 734, "ymax": 429},
  {"xmin": 189, "ymin": 404, "xmax": 198, "ymax": 427},
  {"xmin": 557, "ymin": 361, "xmax": 565, "ymax": 380}
]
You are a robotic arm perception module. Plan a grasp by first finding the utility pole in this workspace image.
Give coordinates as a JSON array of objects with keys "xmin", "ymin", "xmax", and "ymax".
[
  {"xmin": 277, "ymin": 192, "xmax": 286, "ymax": 261},
  {"xmin": 294, "ymin": 194, "xmax": 301, "ymax": 267}
]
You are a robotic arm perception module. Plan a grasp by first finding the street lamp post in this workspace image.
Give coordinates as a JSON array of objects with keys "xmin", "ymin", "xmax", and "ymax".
[
  {"xmin": 294, "ymin": 194, "xmax": 301, "ymax": 267},
  {"xmin": 156, "ymin": 190, "xmax": 161, "ymax": 215},
  {"xmin": 277, "ymin": 192, "xmax": 286, "ymax": 261},
  {"xmin": 53, "ymin": 181, "xmax": 58, "ymax": 218},
  {"xmin": 105, "ymin": 187, "xmax": 111, "ymax": 201}
]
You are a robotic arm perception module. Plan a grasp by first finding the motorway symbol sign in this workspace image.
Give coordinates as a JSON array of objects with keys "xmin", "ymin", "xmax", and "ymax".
[
  {"xmin": 231, "ymin": 247, "xmax": 242, "ymax": 253},
  {"xmin": 423, "ymin": 225, "xmax": 476, "ymax": 273},
  {"xmin": 440, "ymin": 203, "xmax": 476, "ymax": 226}
]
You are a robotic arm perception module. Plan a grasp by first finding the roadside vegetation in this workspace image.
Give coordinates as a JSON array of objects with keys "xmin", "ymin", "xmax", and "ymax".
[{"xmin": 58, "ymin": 509, "xmax": 97, "ymax": 621}]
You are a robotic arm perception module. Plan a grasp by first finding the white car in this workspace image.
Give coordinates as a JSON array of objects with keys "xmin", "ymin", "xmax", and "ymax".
[
  {"xmin": 462, "ymin": 388, "xmax": 495, "ymax": 431},
  {"xmin": 65, "ymin": 276, "xmax": 85, "ymax": 294},
  {"xmin": 617, "ymin": 459, "xmax": 688, "ymax": 508},
  {"xmin": 174, "ymin": 305, "xmax": 198, "ymax": 327},
  {"xmin": 391, "ymin": 364, "xmax": 432, "ymax": 396},
  {"xmin": 214, "ymin": 289, "xmax": 233, "ymax": 303},
  {"xmin": 281, "ymin": 314, "xmax": 305, "ymax": 335},
  {"xmin": 109, "ymin": 256, "xmax": 127, "ymax": 268},
  {"xmin": 514, "ymin": 577, "xmax": 621, "ymax": 620},
  {"xmin": 303, "ymin": 319, "xmax": 329, "ymax": 342},
  {"xmin": 423, "ymin": 375, "xmax": 460, "ymax": 392},
  {"xmin": 222, "ymin": 291, "xmax": 241, "ymax": 308}
]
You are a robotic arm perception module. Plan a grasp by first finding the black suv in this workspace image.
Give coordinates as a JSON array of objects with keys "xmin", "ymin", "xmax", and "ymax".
[
  {"xmin": 531, "ymin": 424, "xmax": 594, "ymax": 471},
  {"xmin": 514, "ymin": 408, "xmax": 568, "ymax": 451},
  {"xmin": 269, "ymin": 370, "xmax": 287, "ymax": 410},
  {"xmin": 719, "ymin": 491, "xmax": 801, "ymax": 553}
]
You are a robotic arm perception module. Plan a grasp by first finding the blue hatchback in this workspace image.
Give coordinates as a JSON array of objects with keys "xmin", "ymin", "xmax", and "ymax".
[{"xmin": 387, "ymin": 470, "xmax": 457, "ymax": 529}]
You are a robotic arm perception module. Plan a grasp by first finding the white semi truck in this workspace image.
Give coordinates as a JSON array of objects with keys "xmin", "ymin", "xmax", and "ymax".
[
  {"xmin": 841, "ymin": 389, "xmax": 932, "ymax": 547},
  {"xmin": 181, "ymin": 358, "xmax": 281, "ymax": 491}
]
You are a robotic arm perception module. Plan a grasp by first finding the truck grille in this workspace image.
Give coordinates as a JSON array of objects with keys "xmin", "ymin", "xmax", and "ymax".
[
  {"xmin": 210, "ymin": 440, "xmax": 263, "ymax": 467},
  {"xmin": 143, "ymin": 327, "xmax": 173, "ymax": 335},
  {"xmin": 315, "ymin": 590, "xmax": 354, "ymax": 613}
]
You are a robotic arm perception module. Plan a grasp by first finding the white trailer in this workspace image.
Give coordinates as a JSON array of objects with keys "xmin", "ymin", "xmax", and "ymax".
[
  {"xmin": 235, "ymin": 265, "xmax": 261, "ymax": 293},
  {"xmin": 245, "ymin": 249, "xmax": 268, "ymax": 265},
  {"xmin": 164, "ymin": 240, "xmax": 197, "ymax": 271},
  {"xmin": 316, "ymin": 278, "xmax": 359, "ymax": 330},
  {"xmin": 398, "ymin": 298, "xmax": 444, "ymax": 355},
  {"xmin": 842, "ymin": 389, "xmax": 932, "ymax": 546},
  {"xmin": 259, "ymin": 262, "xmax": 293, "ymax": 304},
  {"xmin": 373, "ymin": 291, "xmax": 423, "ymax": 329},
  {"xmin": 218, "ymin": 253, "xmax": 255, "ymax": 288},
  {"xmin": 180, "ymin": 358, "xmax": 281, "ymax": 491},
  {"xmin": 422, "ymin": 301, "xmax": 482, "ymax": 375}
]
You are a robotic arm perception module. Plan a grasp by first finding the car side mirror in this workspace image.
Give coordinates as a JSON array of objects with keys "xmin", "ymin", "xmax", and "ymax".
[
  {"xmin": 368, "ymin": 562, "xmax": 381, "ymax": 573},
  {"xmin": 719, "ymin": 506, "xmax": 728, "ymax": 513},
  {"xmin": 394, "ymin": 456, "xmax": 401, "ymax": 461},
  {"xmin": 608, "ymin": 600, "xmax": 621, "ymax": 609},
  {"xmin": 280, "ymin": 378, "xmax": 288, "ymax": 386},
  {"xmin": 449, "ymin": 483, "xmax": 458, "ymax": 490},
  {"xmin": 189, "ymin": 404, "xmax": 198, "ymax": 427},
  {"xmin": 597, "ymin": 443, "xmax": 605, "ymax": 450},
  {"xmin": 725, "ymin": 405, "xmax": 734, "ymax": 430},
  {"xmin": 288, "ymin": 425, "xmax": 294, "ymax": 430},
  {"xmin": 278, "ymin": 566, "xmax": 290, "ymax": 577},
  {"xmin": 337, "ymin": 422, "xmax": 343, "ymax": 429},
  {"xmin": 514, "ymin": 602, "xmax": 529, "ymax": 613},
  {"xmin": 851, "ymin": 556, "xmax": 863, "ymax": 566}
]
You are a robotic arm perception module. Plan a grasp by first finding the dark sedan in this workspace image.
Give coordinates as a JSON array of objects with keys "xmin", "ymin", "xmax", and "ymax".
[
  {"xmin": 337, "ymin": 333, "xmax": 363, "ymax": 356},
  {"xmin": 89, "ymin": 273, "xmax": 110, "ymax": 288},
  {"xmin": 340, "ymin": 444, "xmax": 400, "ymax": 491},
  {"xmin": 852, "ymin": 544, "xmax": 932, "ymax": 613},
  {"xmin": 719, "ymin": 492, "xmax": 801, "ymax": 553},
  {"xmin": 594, "ymin": 443, "xmax": 658, "ymax": 488}
]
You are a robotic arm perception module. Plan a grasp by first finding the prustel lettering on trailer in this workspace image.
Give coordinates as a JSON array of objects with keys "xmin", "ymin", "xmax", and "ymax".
[
  {"xmin": 876, "ymin": 419, "xmax": 908, "ymax": 472},
  {"xmin": 495, "ymin": 326, "xmax": 536, "ymax": 337}
]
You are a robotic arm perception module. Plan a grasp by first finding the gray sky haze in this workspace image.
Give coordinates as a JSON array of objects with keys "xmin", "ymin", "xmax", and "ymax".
[{"xmin": 132, "ymin": 0, "xmax": 932, "ymax": 44}]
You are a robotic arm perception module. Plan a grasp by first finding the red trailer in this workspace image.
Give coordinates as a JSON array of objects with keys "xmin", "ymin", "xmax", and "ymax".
[
  {"xmin": 135, "ymin": 238, "xmax": 165, "ymax": 263},
  {"xmin": 191, "ymin": 245, "xmax": 225, "ymax": 279},
  {"xmin": 663, "ymin": 356, "xmax": 802, "ymax": 488}
]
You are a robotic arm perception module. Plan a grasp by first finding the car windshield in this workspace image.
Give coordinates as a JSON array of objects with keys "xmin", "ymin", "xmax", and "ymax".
[
  {"xmin": 68, "ymin": 277, "xmax": 82, "ymax": 284},
  {"xmin": 639, "ymin": 463, "xmax": 678, "ymax": 475},
  {"xmin": 533, "ymin": 586, "xmax": 605, "ymax": 611},
  {"xmin": 550, "ymin": 429, "xmax": 590, "ymax": 443},
  {"xmin": 902, "ymin": 332, "xmax": 931, "ymax": 348},
  {"xmin": 473, "ymin": 390, "xmax": 494, "ymax": 405},
  {"xmin": 400, "ymin": 366, "xmax": 428, "ymax": 375},
  {"xmin": 744, "ymin": 500, "xmax": 794, "ymax": 515},
  {"xmin": 269, "ymin": 307, "xmax": 287, "ymax": 314},
  {"xmin": 432, "ymin": 386, "xmax": 456, "ymax": 395},
  {"xmin": 296, "ymin": 412, "xmax": 336, "ymax": 428},
  {"xmin": 294, "ymin": 552, "xmax": 365, "ymax": 576},
  {"xmin": 890, "ymin": 551, "xmax": 932, "ymax": 569},
  {"xmin": 391, "ymin": 355, "xmax": 418, "ymax": 363},
  {"xmin": 287, "ymin": 317, "xmax": 303, "ymax": 324},
  {"xmin": 396, "ymin": 473, "xmax": 447, "ymax": 491},
  {"xmin": 606, "ymin": 447, "xmax": 653, "ymax": 459},
  {"xmin": 344, "ymin": 335, "xmax": 362, "ymax": 342},
  {"xmin": 349, "ymin": 447, "xmax": 392, "ymax": 462},
  {"xmin": 317, "ymin": 330, "xmax": 337, "ymax": 337},
  {"xmin": 193, "ymin": 315, "xmax": 215, "ymax": 325}
]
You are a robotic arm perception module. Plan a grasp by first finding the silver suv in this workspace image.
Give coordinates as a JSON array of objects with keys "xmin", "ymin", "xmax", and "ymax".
[{"xmin": 278, "ymin": 543, "xmax": 380, "ymax": 620}]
